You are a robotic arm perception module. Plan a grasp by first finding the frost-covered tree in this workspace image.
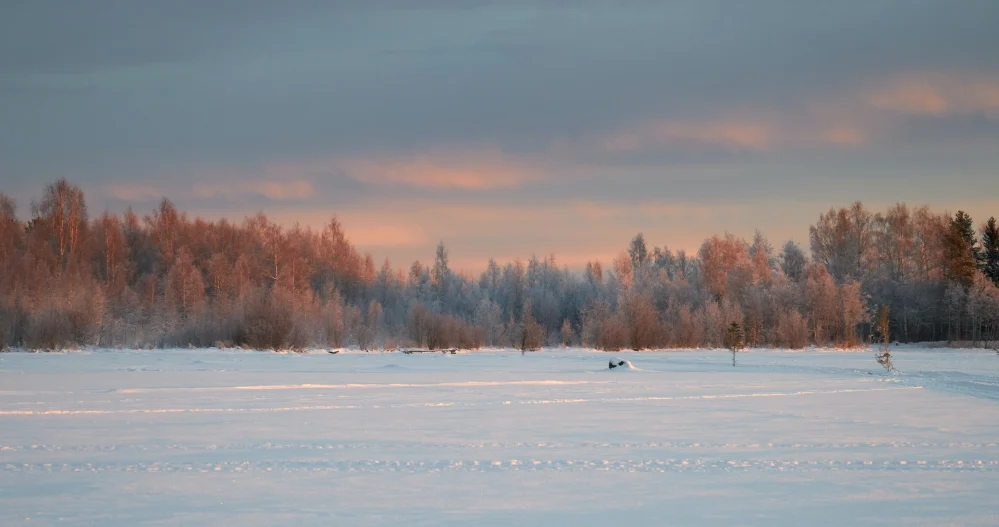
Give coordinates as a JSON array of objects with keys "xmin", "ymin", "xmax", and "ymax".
[
  {"xmin": 809, "ymin": 202, "xmax": 873, "ymax": 283},
  {"xmin": 432, "ymin": 241, "xmax": 450, "ymax": 305},
  {"xmin": 32, "ymin": 179, "xmax": 88, "ymax": 270},
  {"xmin": 356, "ymin": 300, "xmax": 383, "ymax": 351},
  {"xmin": 518, "ymin": 301, "xmax": 544, "ymax": 352},
  {"xmin": 839, "ymin": 279, "xmax": 867, "ymax": 348},
  {"xmin": 628, "ymin": 233, "xmax": 648, "ymax": 272},
  {"xmin": 165, "ymin": 248, "xmax": 206, "ymax": 323},
  {"xmin": 779, "ymin": 240, "xmax": 807, "ymax": 282},
  {"xmin": 698, "ymin": 234, "xmax": 751, "ymax": 299},
  {"xmin": 560, "ymin": 319, "xmax": 575, "ymax": 347},
  {"xmin": 2, "ymin": 179, "xmax": 997, "ymax": 351}
]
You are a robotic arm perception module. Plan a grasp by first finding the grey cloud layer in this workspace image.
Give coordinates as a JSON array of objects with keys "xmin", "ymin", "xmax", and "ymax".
[{"xmin": 2, "ymin": 1, "xmax": 998, "ymax": 263}]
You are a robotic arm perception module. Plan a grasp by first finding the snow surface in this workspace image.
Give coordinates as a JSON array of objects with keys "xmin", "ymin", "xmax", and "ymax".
[{"xmin": 2, "ymin": 346, "xmax": 998, "ymax": 526}]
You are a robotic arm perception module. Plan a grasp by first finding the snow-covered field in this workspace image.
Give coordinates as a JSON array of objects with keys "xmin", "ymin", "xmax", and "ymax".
[{"xmin": 2, "ymin": 346, "xmax": 998, "ymax": 526}]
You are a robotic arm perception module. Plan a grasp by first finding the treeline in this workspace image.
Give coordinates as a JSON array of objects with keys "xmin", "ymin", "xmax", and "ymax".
[{"xmin": 1, "ymin": 180, "xmax": 998, "ymax": 351}]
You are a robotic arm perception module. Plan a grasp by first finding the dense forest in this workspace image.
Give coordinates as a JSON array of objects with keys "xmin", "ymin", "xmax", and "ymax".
[{"xmin": 1, "ymin": 180, "xmax": 998, "ymax": 351}]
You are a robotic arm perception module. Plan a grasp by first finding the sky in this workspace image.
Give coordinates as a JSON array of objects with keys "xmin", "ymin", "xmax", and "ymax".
[{"xmin": 2, "ymin": 1, "xmax": 998, "ymax": 272}]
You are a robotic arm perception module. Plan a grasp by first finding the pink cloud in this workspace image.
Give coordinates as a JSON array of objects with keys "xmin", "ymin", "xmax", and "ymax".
[
  {"xmin": 821, "ymin": 126, "xmax": 867, "ymax": 147},
  {"xmin": 598, "ymin": 115, "xmax": 873, "ymax": 154},
  {"xmin": 175, "ymin": 199, "xmax": 840, "ymax": 273},
  {"xmin": 968, "ymin": 82, "xmax": 999, "ymax": 111},
  {"xmin": 640, "ymin": 203, "xmax": 720, "ymax": 219},
  {"xmin": 573, "ymin": 201, "xmax": 615, "ymax": 220},
  {"xmin": 596, "ymin": 70, "xmax": 999, "ymax": 158},
  {"xmin": 340, "ymin": 223, "xmax": 429, "ymax": 248},
  {"xmin": 193, "ymin": 180, "xmax": 313, "ymax": 201},
  {"xmin": 867, "ymin": 83, "xmax": 949, "ymax": 116},
  {"xmin": 602, "ymin": 120, "xmax": 774, "ymax": 152},
  {"xmin": 253, "ymin": 180, "xmax": 313, "ymax": 200},
  {"xmin": 864, "ymin": 72, "xmax": 999, "ymax": 116},
  {"xmin": 107, "ymin": 184, "xmax": 167, "ymax": 202},
  {"xmin": 343, "ymin": 150, "xmax": 533, "ymax": 190}
]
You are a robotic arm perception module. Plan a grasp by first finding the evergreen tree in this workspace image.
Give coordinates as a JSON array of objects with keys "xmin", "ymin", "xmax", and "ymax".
[
  {"xmin": 953, "ymin": 210, "xmax": 981, "ymax": 263},
  {"xmin": 944, "ymin": 211, "xmax": 978, "ymax": 287},
  {"xmin": 982, "ymin": 217, "xmax": 999, "ymax": 286}
]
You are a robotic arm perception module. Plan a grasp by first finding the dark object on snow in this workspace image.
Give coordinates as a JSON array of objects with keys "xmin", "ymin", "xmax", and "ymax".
[
  {"xmin": 327, "ymin": 350, "xmax": 340, "ymax": 354},
  {"xmin": 402, "ymin": 348, "xmax": 456, "ymax": 354},
  {"xmin": 608, "ymin": 360, "xmax": 626, "ymax": 369}
]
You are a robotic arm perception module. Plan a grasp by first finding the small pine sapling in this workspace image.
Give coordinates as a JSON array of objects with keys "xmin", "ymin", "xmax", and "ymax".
[
  {"xmin": 725, "ymin": 321, "xmax": 744, "ymax": 366},
  {"xmin": 874, "ymin": 304, "xmax": 895, "ymax": 372}
]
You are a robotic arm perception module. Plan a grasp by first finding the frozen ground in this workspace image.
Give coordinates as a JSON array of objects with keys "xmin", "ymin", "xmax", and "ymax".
[{"xmin": 1, "ymin": 346, "xmax": 998, "ymax": 526}]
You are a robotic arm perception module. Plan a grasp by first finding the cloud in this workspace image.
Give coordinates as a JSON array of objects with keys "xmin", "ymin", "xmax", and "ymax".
[
  {"xmin": 820, "ymin": 127, "xmax": 867, "ymax": 147},
  {"xmin": 192, "ymin": 179, "xmax": 313, "ymax": 201},
  {"xmin": 595, "ymin": 106, "xmax": 881, "ymax": 155},
  {"xmin": 342, "ymin": 149, "xmax": 533, "ymax": 190},
  {"xmin": 253, "ymin": 180, "xmax": 313, "ymax": 200},
  {"xmin": 640, "ymin": 203, "xmax": 720, "ymax": 219},
  {"xmin": 867, "ymin": 82, "xmax": 950, "ymax": 116},
  {"xmin": 593, "ymin": 114, "xmax": 876, "ymax": 156},
  {"xmin": 593, "ymin": 70, "xmax": 999, "ymax": 158},
  {"xmin": 296, "ymin": 199, "xmax": 810, "ymax": 271},
  {"xmin": 448, "ymin": 250, "xmax": 621, "ymax": 273},
  {"xmin": 573, "ymin": 201, "xmax": 614, "ymax": 220},
  {"xmin": 864, "ymin": 72, "xmax": 999, "ymax": 117},
  {"xmin": 104, "ymin": 179, "xmax": 316, "ymax": 207},
  {"xmin": 573, "ymin": 201, "xmax": 720, "ymax": 221},
  {"xmin": 601, "ymin": 119, "xmax": 775, "ymax": 153},
  {"xmin": 335, "ymin": 223, "xmax": 428, "ymax": 249},
  {"xmin": 107, "ymin": 184, "xmax": 167, "ymax": 203}
]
